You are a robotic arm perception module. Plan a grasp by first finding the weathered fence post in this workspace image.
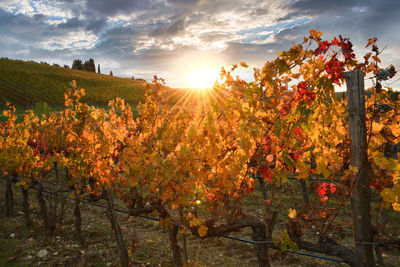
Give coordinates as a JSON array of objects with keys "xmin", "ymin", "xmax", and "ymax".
[
  {"xmin": 21, "ymin": 186, "xmax": 32, "ymax": 226},
  {"xmin": 37, "ymin": 180, "xmax": 51, "ymax": 231},
  {"xmin": 73, "ymin": 188, "xmax": 87, "ymax": 248},
  {"xmin": 5, "ymin": 174, "xmax": 14, "ymax": 216},
  {"xmin": 105, "ymin": 190, "xmax": 130, "ymax": 267},
  {"xmin": 344, "ymin": 70, "xmax": 375, "ymax": 266},
  {"xmin": 65, "ymin": 167, "xmax": 87, "ymax": 248},
  {"xmin": 299, "ymin": 179, "xmax": 309, "ymax": 206}
]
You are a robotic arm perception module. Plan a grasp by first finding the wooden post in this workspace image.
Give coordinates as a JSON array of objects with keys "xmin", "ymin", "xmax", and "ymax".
[
  {"xmin": 73, "ymin": 188, "xmax": 87, "ymax": 248},
  {"xmin": 168, "ymin": 224, "xmax": 183, "ymax": 267},
  {"xmin": 299, "ymin": 179, "xmax": 309, "ymax": 206},
  {"xmin": 105, "ymin": 190, "xmax": 129, "ymax": 267},
  {"xmin": 21, "ymin": 186, "xmax": 32, "ymax": 226},
  {"xmin": 5, "ymin": 175, "xmax": 14, "ymax": 216},
  {"xmin": 344, "ymin": 70, "xmax": 375, "ymax": 266}
]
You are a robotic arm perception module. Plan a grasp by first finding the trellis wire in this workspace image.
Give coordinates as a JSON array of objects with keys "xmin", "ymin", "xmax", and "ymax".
[
  {"xmin": 252, "ymin": 174, "xmax": 341, "ymax": 184},
  {"xmin": 19, "ymin": 183, "xmax": 389, "ymax": 264},
  {"xmin": 27, "ymin": 183, "xmax": 393, "ymax": 250},
  {"xmin": 4, "ymin": 178, "xmax": 393, "ymax": 250}
]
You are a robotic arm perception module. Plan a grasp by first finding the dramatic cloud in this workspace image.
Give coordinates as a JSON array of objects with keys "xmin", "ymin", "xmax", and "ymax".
[{"xmin": 0, "ymin": 0, "xmax": 399, "ymax": 88}]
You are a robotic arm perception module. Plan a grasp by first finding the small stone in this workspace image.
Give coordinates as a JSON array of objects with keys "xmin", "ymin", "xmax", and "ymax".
[
  {"xmin": 10, "ymin": 233, "xmax": 15, "ymax": 238},
  {"xmin": 37, "ymin": 249, "xmax": 48, "ymax": 258},
  {"xmin": 27, "ymin": 255, "xmax": 33, "ymax": 260},
  {"xmin": 106, "ymin": 263, "xmax": 112, "ymax": 267},
  {"xmin": 53, "ymin": 252, "xmax": 58, "ymax": 256}
]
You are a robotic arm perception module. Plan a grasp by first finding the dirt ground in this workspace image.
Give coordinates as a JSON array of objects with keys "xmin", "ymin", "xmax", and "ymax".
[{"xmin": 1, "ymin": 179, "xmax": 399, "ymax": 266}]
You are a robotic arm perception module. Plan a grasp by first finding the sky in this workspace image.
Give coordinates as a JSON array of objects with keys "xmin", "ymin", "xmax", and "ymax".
[{"xmin": 0, "ymin": 0, "xmax": 399, "ymax": 89}]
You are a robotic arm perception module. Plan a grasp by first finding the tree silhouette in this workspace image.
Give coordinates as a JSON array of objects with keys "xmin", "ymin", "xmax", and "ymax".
[
  {"xmin": 84, "ymin": 58, "xmax": 95, "ymax": 72},
  {"xmin": 72, "ymin": 59, "xmax": 83, "ymax": 70}
]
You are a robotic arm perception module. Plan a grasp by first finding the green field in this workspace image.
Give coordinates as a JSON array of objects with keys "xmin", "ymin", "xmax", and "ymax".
[{"xmin": 0, "ymin": 58, "xmax": 147, "ymax": 112}]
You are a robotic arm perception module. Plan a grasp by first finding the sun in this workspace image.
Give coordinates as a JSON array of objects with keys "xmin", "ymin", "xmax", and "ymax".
[{"xmin": 186, "ymin": 67, "xmax": 218, "ymax": 89}]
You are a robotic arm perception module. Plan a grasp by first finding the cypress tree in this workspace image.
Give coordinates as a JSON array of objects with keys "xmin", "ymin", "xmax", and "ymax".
[
  {"xmin": 72, "ymin": 59, "xmax": 83, "ymax": 70},
  {"xmin": 88, "ymin": 58, "xmax": 95, "ymax": 72},
  {"xmin": 83, "ymin": 60, "xmax": 90, "ymax": 71}
]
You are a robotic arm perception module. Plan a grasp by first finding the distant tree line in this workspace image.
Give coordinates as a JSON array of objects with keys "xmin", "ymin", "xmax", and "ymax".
[{"xmin": 72, "ymin": 58, "xmax": 100, "ymax": 73}]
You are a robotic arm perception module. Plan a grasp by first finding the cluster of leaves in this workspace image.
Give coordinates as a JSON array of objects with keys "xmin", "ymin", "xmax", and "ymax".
[
  {"xmin": 0, "ymin": 104, "xmax": 52, "ymax": 188},
  {"xmin": 1, "ymin": 30, "xmax": 399, "ymax": 257}
]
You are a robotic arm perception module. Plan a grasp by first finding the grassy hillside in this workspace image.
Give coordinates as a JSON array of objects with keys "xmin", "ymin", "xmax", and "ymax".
[{"xmin": 0, "ymin": 58, "xmax": 147, "ymax": 110}]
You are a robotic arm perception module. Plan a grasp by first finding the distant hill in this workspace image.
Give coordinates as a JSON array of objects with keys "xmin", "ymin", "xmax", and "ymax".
[{"xmin": 0, "ymin": 58, "xmax": 147, "ymax": 110}]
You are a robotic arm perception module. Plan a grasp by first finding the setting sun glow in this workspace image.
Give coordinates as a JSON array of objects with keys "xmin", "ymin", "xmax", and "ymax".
[{"xmin": 186, "ymin": 67, "xmax": 218, "ymax": 89}]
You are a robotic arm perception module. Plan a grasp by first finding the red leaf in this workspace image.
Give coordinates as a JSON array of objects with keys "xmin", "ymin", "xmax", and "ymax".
[
  {"xmin": 289, "ymin": 150, "xmax": 303, "ymax": 161},
  {"xmin": 294, "ymin": 127, "xmax": 303, "ymax": 138},
  {"xmin": 259, "ymin": 165, "xmax": 272, "ymax": 182},
  {"xmin": 296, "ymin": 82, "xmax": 316, "ymax": 101},
  {"xmin": 316, "ymin": 183, "xmax": 337, "ymax": 202},
  {"xmin": 289, "ymin": 152, "xmax": 298, "ymax": 161},
  {"xmin": 317, "ymin": 183, "xmax": 327, "ymax": 197},
  {"xmin": 264, "ymin": 199, "xmax": 271, "ymax": 207},
  {"xmin": 370, "ymin": 181, "xmax": 383, "ymax": 191},
  {"xmin": 207, "ymin": 192, "xmax": 216, "ymax": 201},
  {"xmin": 314, "ymin": 40, "xmax": 330, "ymax": 55}
]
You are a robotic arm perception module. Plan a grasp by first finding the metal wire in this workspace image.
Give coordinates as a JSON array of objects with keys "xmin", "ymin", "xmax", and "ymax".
[
  {"xmin": 5, "ymin": 181, "xmax": 396, "ymax": 264},
  {"xmin": 26, "ymin": 183, "xmax": 391, "ymax": 248},
  {"xmin": 286, "ymin": 250, "xmax": 345, "ymax": 263},
  {"xmin": 22, "ymin": 183, "xmax": 351, "ymax": 263}
]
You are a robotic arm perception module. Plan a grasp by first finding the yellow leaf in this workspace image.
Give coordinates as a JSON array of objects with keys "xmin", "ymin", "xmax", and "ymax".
[
  {"xmin": 335, "ymin": 125, "xmax": 346, "ymax": 137},
  {"xmin": 348, "ymin": 165, "xmax": 358, "ymax": 175},
  {"xmin": 372, "ymin": 123, "xmax": 384, "ymax": 134},
  {"xmin": 315, "ymin": 161, "xmax": 330, "ymax": 179},
  {"xmin": 288, "ymin": 208, "xmax": 297, "ymax": 219},
  {"xmin": 70, "ymin": 80, "xmax": 77, "ymax": 88},
  {"xmin": 242, "ymin": 102, "xmax": 250, "ymax": 112},
  {"xmin": 393, "ymin": 202, "xmax": 400, "ymax": 212},
  {"xmin": 372, "ymin": 55, "xmax": 381, "ymax": 63},
  {"xmin": 296, "ymin": 160, "xmax": 310, "ymax": 179},
  {"xmin": 198, "ymin": 225, "xmax": 208, "ymax": 237},
  {"xmin": 67, "ymin": 134, "xmax": 75, "ymax": 143}
]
